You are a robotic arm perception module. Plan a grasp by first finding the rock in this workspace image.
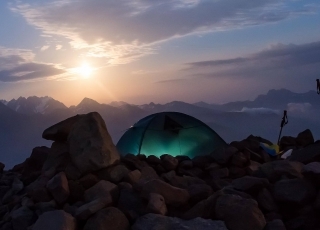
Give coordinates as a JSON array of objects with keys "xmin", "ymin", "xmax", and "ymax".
[
  {"xmin": 228, "ymin": 166, "xmax": 246, "ymax": 178},
  {"xmin": 177, "ymin": 167, "xmax": 204, "ymax": 177},
  {"xmin": 296, "ymin": 129, "xmax": 314, "ymax": 147},
  {"xmin": 2, "ymin": 178, "xmax": 24, "ymax": 204},
  {"xmin": 246, "ymin": 160, "xmax": 261, "ymax": 175},
  {"xmin": 192, "ymin": 156, "xmax": 213, "ymax": 169},
  {"xmin": 265, "ymin": 219, "xmax": 286, "ymax": 230},
  {"xmin": 257, "ymin": 188, "xmax": 278, "ymax": 212},
  {"xmin": 96, "ymin": 165, "xmax": 129, "ymax": 183},
  {"xmin": 42, "ymin": 115, "xmax": 82, "ymax": 141},
  {"xmin": 132, "ymin": 213, "xmax": 228, "ymax": 230},
  {"xmin": 21, "ymin": 197, "xmax": 34, "ymax": 208},
  {"xmin": 254, "ymin": 160, "xmax": 303, "ymax": 183},
  {"xmin": 10, "ymin": 206, "xmax": 36, "ymax": 230},
  {"xmin": 231, "ymin": 152, "xmax": 248, "ymax": 167},
  {"xmin": 124, "ymin": 170, "xmax": 141, "ymax": 185},
  {"xmin": 280, "ymin": 136, "xmax": 297, "ymax": 150},
  {"xmin": 162, "ymin": 170, "xmax": 206, "ymax": 189},
  {"xmin": 0, "ymin": 205, "xmax": 9, "ymax": 219},
  {"xmin": 46, "ymin": 172, "xmax": 69, "ymax": 205},
  {"xmin": 211, "ymin": 146, "xmax": 237, "ymax": 164},
  {"xmin": 134, "ymin": 166, "xmax": 159, "ymax": 190},
  {"xmin": 0, "ymin": 162, "xmax": 5, "ymax": 173},
  {"xmin": 161, "ymin": 155, "xmax": 179, "ymax": 171},
  {"xmin": 68, "ymin": 112, "xmax": 120, "ymax": 174},
  {"xmin": 68, "ymin": 180, "xmax": 85, "ymax": 204},
  {"xmin": 75, "ymin": 197, "xmax": 112, "ymax": 220},
  {"xmin": 215, "ymin": 194, "xmax": 266, "ymax": 230},
  {"xmin": 118, "ymin": 182, "xmax": 132, "ymax": 190},
  {"xmin": 122, "ymin": 154, "xmax": 148, "ymax": 170},
  {"xmin": 32, "ymin": 210, "xmax": 76, "ymax": 230},
  {"xmin": 117, "ymin": 188, "xmax": 146, "ymax": 222},
  {"xmin": 210, "ymin": 168, "xmax": 229, "ymax": 179},
  {"xmin": 79, "ymin": 173, "xmax": 99, "ymax": 189},
  {"xmin": 146, "ymin": 193, "xmax": 167, "ymax": 215},
  {"xmin": 34, "ymin": 200, "xmax": 57, "ymax": 216},
  {"xmin": 188, "ymin": 184, "xmax": 213, "ymax": 204},
  {"xmin": 146, "ymin": 155, "xmax": 161, "ymax": 165},
  {"xmin": 28, "ymin": 187, "xmax": 52, "ymax": 203},
  {"xmin": 288, "ymin": 142, "xmax": 320, "ymax": 164},
  {"xmin": 141, "ymin": 179, "xmax": 190, "ymax": 207},
  {"xmin": 21, "ymin": 147, "xmax": 49, "ymax": 180},
  {"xmin": 64, "ymin": 162, "xmax": 82, "ymax": 180},
  {"xmin": 303, "ymin": 162, "xmax": 320, "ymax": 175},
  {"xmin": 84, "ymin": 207, "xmax": 130, "ymax": 230},
  {"xmin": 273, "ymin": 178, "xmax": 316, "ymax": 206},
  {"xmin": 179, "ymin": 160, "xmax": 193, "ymax": 169},
  {"xmin": 42, "ymin": 142, "xmax": 69, "ymax": 172},
  {"xmin": 84, "ymin": 180, "xmax": 119, "ymax": 204},
  {"xmin": 231, "ymin": 176, "xmax": 269, "ymax": 195}
]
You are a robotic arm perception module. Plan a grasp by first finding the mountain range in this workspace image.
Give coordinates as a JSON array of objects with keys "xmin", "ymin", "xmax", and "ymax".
[{"xmin": 1, "ymin": 88, "xmax": 320, "ymax": 168}]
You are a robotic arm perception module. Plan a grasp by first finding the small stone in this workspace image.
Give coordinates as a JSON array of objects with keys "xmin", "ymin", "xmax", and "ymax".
[
  {"xmin": 124, "ymin": 170, "xmax": 141, "ymax": 185},
  {"xmin": 11, "ymin": 206, "xmax": 36, "ymax": 230},
  {"xmin": 79, "ymin": 173, "xmax": 99, "ymax": 189},
  {"xmin": 146, "ymin": 193, "xmax": 167, "ymax": 216},
  {"xmin": 75, "ymin": 197, "xmax": 112, "ymax": 220},
  {"xmin": 161, "ymin": 155, "xmax": 179, "ymax": 171},
  {"xmin": 84, "ymin": 180, "xmax": 118, "ymax": 204}
]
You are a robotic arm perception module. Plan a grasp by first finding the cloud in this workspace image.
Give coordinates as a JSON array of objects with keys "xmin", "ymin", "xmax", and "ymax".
[
  {"xmin": 186, "ymin": 41, "xmax": 320, "ymax": 83},
  {"xmin": 40, "ymin": 45, "xmax": 50, "ymax": 51},
  {"xmin": 55, "ymin": 45, "xmax": 62, "ymax": 50},
  {"xmin": 287, "ymin": 102, "xmax": 312, "ymax": 113},
  {"xmin": 11, "ymin": 0, "xmax": 314, "ymax": 64},
  {"xmin": 0, "ymin": 47, "xmax": 65, "ymax": 82},
  {"xmin": 237, "ymin": 107, "xmax": 280, "ymax": 114}
]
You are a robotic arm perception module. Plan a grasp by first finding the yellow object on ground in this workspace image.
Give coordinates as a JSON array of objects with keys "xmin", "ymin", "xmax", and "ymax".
[{"xmin": 260, "ymin": 143, "xmax": 280, "ymax": 156}]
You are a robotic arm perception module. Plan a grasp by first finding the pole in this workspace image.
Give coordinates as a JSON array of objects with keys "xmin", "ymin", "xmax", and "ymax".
[
  {"xmin": 278, "ymin": 110, "xmax": 288, "ymax": 145},
  {"xmin": 317, "ymin": 79, "xmax": 320, "ymax": 94}
]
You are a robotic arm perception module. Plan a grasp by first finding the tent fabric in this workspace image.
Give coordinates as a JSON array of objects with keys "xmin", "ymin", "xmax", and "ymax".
[{"xmin": 116, "ymin": 112, "xmax": 227, "ymax": 158}]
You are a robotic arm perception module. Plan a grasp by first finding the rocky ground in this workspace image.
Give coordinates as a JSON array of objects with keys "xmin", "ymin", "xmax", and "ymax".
[{"xmin": 0, "ymin": 112, "xmax": 320, "ymax": 230}]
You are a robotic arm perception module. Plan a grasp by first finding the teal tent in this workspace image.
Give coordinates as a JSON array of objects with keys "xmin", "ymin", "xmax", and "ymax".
[{"xmin": 116, "ymin": 112, "xmax": 227, "ymax": 158}]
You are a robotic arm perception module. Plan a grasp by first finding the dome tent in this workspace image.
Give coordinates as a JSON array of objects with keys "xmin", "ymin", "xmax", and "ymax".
[{"xmin": 116, "ymin": 112, "xmax": 227, "ymax": 158}]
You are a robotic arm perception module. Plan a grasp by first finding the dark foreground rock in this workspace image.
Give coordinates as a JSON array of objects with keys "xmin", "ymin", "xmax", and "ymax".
[
  {"xmin": 132, "ymin": 213, "xmax": 228, "ymax": 230},
  {"xmin": 2, "ymin": 112, "xmax": 320, "ymax": 230}
]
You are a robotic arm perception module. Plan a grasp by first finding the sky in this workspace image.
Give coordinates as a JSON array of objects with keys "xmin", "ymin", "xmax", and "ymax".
[{"xmin": 0, "ymin": 0, "xmax": 320, "ymax": 106}]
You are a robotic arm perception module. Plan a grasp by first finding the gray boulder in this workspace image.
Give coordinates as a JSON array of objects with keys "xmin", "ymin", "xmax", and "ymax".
[
  {"xmin": 84, "ymin": 180, "xmax": 118, "ymax": 203},
  {"xmin": 84, "ymin": 207, "xmax": 129, "ymax": 230},
  {"xmin": 11, "ymin": 206, "xmax": 36, "ymax": 230},
  {"xmin": 32, "ymin": 210, "xmax": 76, "ymax": 230},
  {"xmin": 288, "ymin": 142, "xmax": 320, "ymax": 164},
  {"xmin": 146, "ymin": 193, "xmax": 167, "ymax": 215},
  {"xmin": 215, "ymin": 194, "xmax": 266, "ymax": 230},
  {"xmin": 42, "ymin": 115, "xmax": 82, "ymax": 141},
  {"xmin": 46, "ymin": 172, "xmax": 69, "ymax": 205},
  {"xmin": 68, "ymin": 112, "xmax": 120, "ymax": 174},
  {"xmin": 273, "ymin": 178, "xmax": 316, "ymax": 206},
  {"xmin": 75, "ymin": 197, "xmax": 112, "ymax": 220},
  {"xmin": 141, "ymin": 179, "xmax": 190, "ymax": 207},
  {"xmin": 132, "ymin": 213, "xmax": 228, "ymax": 230}
]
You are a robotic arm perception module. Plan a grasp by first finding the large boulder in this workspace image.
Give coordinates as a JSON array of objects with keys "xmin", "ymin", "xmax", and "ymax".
[
  {"xmin": 68, "ymin": 112, "xmax": 120, "ymax": 174},
  {"xmin": 231, "ymin": 176, "xmax": 269, "ymax": 195},
  {"xmin": 46, "ymin": 172, "xmax": 69, "ymax": 205},
  {"xmin": 84, "ymin": 180, "xmax": 118, "ymax": 203},
  {"xmin": 75, "ymin": 197, "xmax": 112, "ymax": 220},
  {"xmin": 32, "ymin": 210, "xmax": 76, "ymax": 230},
  {"xmin": 132, "ymin": 213, "xmax": 228, "ymax": 230},
  {"xmin": 42, "ymin": 115, "xmax": 82, "ymax": 141},
  {"xmin": 215, "ymin": 194, "xmax": 266, "ymax": 230},
  {"xmin": 273, "ymin": 178, "xmax": 316, "ymax": 206},
  {"xmin": 296, "ymin": 129, "xmax": 314, "ymax": 147},
  {"xmin": 10, "ymin": 206, "xmax": 36, "ymax": 230},
  {"xmin": 141, "ymin": 179, "xmax": 190, "ymax": 207},
  {"xmin": 84, "ymin": 207, "xmax": 130, "ymax": 230},
  {"xmin": 211, "ymin": 146, "xmax": 238, "ymax": 164},
  {"xmin": 288, "ymin": 142, "xmax": 320, "ymax": 164},
  {"xmin": 42, "ymin": 142, "xmax": 69, "ymax": 172}
]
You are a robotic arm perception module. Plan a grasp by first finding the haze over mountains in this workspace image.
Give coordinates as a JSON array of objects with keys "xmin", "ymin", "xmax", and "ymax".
[{"xmin": 1, "ymin": 88, "xmax": 320, "ymax": 168}]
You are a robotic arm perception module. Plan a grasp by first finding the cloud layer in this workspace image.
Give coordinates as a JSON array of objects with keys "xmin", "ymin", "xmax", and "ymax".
[
  {"xmin": 11, "ymin": 0, "xmax": 313, "ymax": 64},
  {"xmin": 186, "ymin": 41, "xmax": 320, "ymax": 83},
  {"xmin": 0, "ymin": 47, "xmax": 65, "ymax": 82}
]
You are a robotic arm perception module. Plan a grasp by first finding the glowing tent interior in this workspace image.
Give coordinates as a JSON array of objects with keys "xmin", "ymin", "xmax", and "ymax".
[{"xmin": 116, "ymin": 112, "xmax": 227, "ymax": 158}]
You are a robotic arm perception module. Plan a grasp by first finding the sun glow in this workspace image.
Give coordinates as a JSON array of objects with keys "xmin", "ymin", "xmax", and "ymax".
[{"xmin": 76, "ymin": 63, "xmax": 94, "ymax": 78}]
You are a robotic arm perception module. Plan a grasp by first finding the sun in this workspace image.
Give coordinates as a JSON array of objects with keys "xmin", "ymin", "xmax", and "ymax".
[{"xmin": 77, "ymin": 63, "xmax": 94, "ymax": 79}]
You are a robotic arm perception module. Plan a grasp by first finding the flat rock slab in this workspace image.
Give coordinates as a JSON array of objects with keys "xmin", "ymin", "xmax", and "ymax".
[{"xmin": 132, "ymin": 213, "xmax": 228, "ymax": 230}]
